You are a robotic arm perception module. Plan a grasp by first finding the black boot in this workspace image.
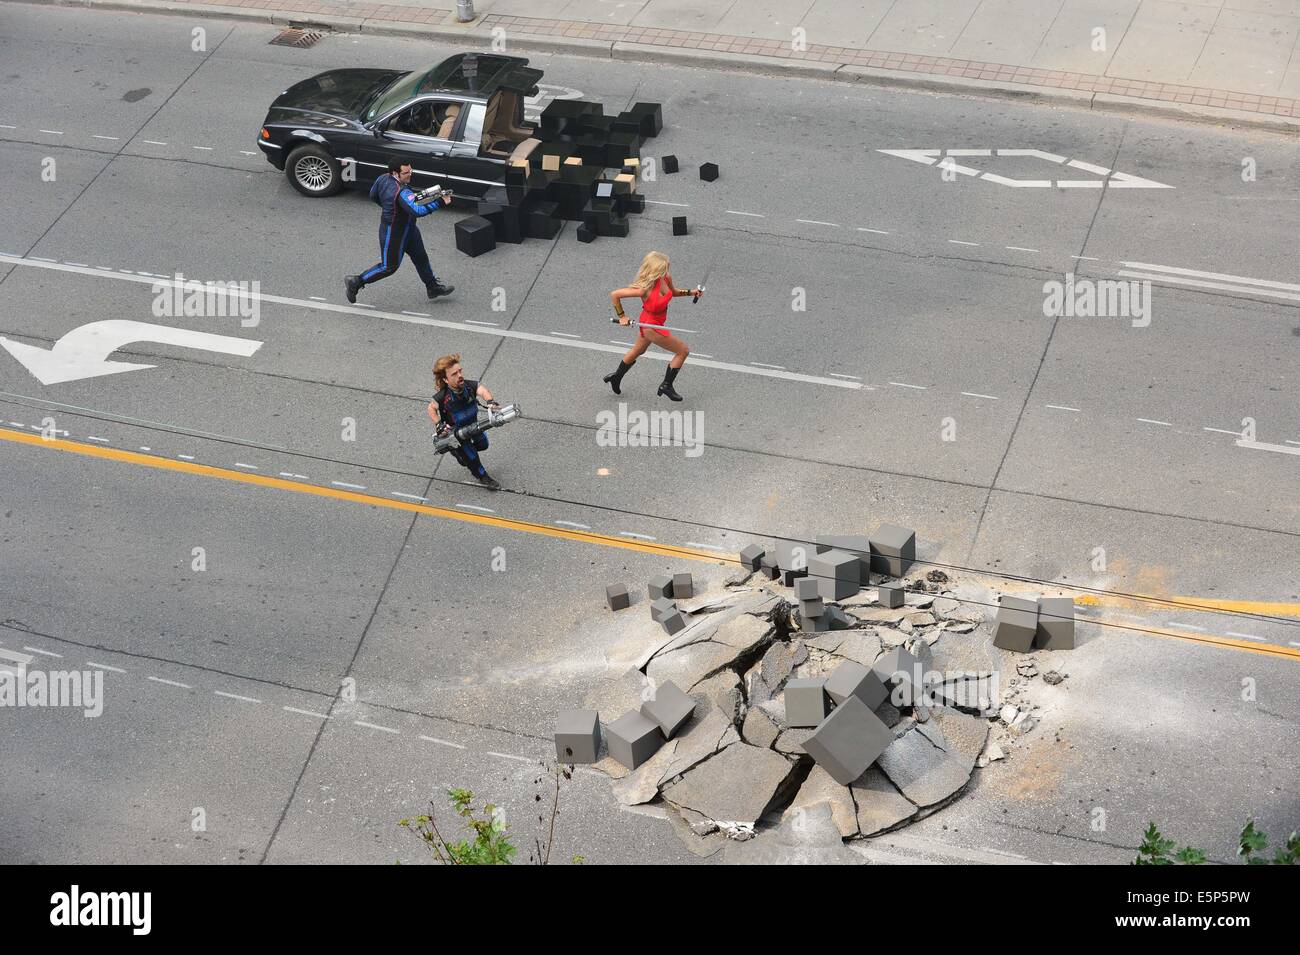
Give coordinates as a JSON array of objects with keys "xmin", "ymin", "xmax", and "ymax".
[
  {"xmin": 345, "ymin": 275, "xmax": 362, "ymax": 304},
  {"xmin": 603, "ymin": 359, "xmax": 634, "ymax": 395},
  {"xmin": 657, "ymin": 365, "xmax": 683, "ymax": 401},
  {"xmin": 427, "ymin": 280, "xmax": 455, "ymax": 299}
]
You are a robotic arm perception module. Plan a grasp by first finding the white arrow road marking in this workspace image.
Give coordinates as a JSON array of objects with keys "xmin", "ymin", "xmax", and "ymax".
[
  {"xmin": 878, "ymin": 149, "xmax": 1173, "ymax": 188},
  {"xmin": 0, "ymin": 320, "xmax": 262, "ymax": 385},
  {"xmin": 0, "ymin": 255, "xmax": 859, "ymax": 391},
  {"xmin": 1237, "ymin": 439, "xmax": 1300, "ymax": 456}
]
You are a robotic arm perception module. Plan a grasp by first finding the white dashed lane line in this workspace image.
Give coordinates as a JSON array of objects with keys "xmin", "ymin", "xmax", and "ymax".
[
  {"xmin": 38, "ymin": 129, "xmax": 63, "ymax": 135},
  {"xmin": 215, "ymin": 691, "xmax": 261, "ymax": 704},
  {"xmin": 948, "ymin": 240, "xmax": 979, "ymax": 247},
  {"xmin": 549, "ymin": 331, "xmax": 581, "ymax": 339},
  {"xmin": 391, "ymin": 491, "xmax": 429, "ymax": 502},
  {"xmin": 962, "ymin": 392, "xmax": 1000, "ymax": 400},
  {"xmin": 234, "ymin": 462, "xmax": 258, "ymax": 470},
  {"xmin": 141, "ymin": 140, "xmax": 167, "ymax": 146},
  {"xmin": 1137, "ymin": 418, "xmax": 1172, "ymax": 427},
  {"xmin": 87, "ymin": 661, "xmax": 127, "ymax": 673},
  {"xmin": 890, "ymin": 381, "xmax": 927, "ymax": 390},
  {"xmin": 1046, "ymin": 404, "xmax": 1081, "ymax": 412},
  {"xmin": 284, "ymin": 706, "xmax": 331, "ymax": 719},
  {"xmin": 796, "ymin": 219, "xmax": 839, "ymax": 227},
  {"xmin": 1203, "ymin": 427, "xmax": 1242, "ymax": 436},
  {"xmin": 1006, "ymin": 247, "xmax": 1039, "ymax": 253},
  {"xmin": 23, "ymin": 646, "xmax": 63, "ymax": 658},
  {"xmin": 685, "ymin": 541, "xmax": 727, "ymax": 552},
  {"xmin": 487, "ymin": 751, "xmax": 533, "ymax": 763},
  {"xmin": 857, "ymin": 228, "xmax": 890, "ymax": 235},
  {"xmin": 554, "ymin": 520, "xmax": 591, "ymax": 530},
  {"xmin": 147, "ymin": 676, "xmax": 192, "ymax": 690},
  {"xmin": 354, "ymin": 720, "xmax": 400, "ymax": 734},
  {"xmin": 1226, "ymin": 631, "xmax": 1262, "ymax": 642},
  {"xmin": 420, "ymin": 736, "xmax": 466, "ymax": 749},
  {"xmin": 455, "ymin": 503, "xmax": 495, "ymax": 514},
  {"xmin": 331, "ymin": 481, "xmax": 366, "ymax": 490},
  {"xmin": 726, "ymin": 210, "xmax": 764, "ymax": 218}
]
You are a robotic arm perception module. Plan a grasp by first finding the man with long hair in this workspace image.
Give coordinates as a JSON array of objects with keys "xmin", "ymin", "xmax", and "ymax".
[
  {"xmin": 603, "ymin": 250, "xmax": 702, "ymax": 401},
  {"xmin": 428, "ymin": 354, "xmax": 501, "ymax": 490}
]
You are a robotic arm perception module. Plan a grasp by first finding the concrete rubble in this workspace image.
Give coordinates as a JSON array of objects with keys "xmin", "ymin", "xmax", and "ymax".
[{"xmin": 576, "ymin": 534, "xmax": 1075, "ymax": 853}]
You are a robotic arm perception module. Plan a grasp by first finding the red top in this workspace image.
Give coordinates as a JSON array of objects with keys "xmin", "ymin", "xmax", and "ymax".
[{"xmin": 639, "ymin": 278, "xmax": 671, "ymax": 335}]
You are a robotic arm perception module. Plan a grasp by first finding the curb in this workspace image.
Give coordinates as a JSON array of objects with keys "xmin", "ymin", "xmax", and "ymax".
[{"xmin": 17, "ymin": 0, "xmax": 1300, "ymax": 135}]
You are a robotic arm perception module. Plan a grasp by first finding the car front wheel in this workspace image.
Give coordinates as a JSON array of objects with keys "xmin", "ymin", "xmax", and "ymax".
[{"xmin": 286, "ymin": 143, "xmax": 342, "ymax": 197}]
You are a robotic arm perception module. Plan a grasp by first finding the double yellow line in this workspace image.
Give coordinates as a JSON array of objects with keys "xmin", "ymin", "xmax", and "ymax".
[{"xmin": 5, "ymin": 428, "xmax": 1298, "ymax": 661}]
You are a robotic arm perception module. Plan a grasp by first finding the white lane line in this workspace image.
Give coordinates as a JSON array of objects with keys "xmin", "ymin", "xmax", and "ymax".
[
  {"xmin": 550, "ymin": 331, "xmax": 581, "ymax": 338},
  {"xmin": 465, "ymin": 320, "xmax": 499, "ymax": 327},
  {"xmin": 215, "ymin": 690, "xmax": 262, "ymax": 703},
  {"xmin": 66, "ymin": 262, "xmax": 89, "ymax": 267},
  {"xmin": 283, "ymin": 706, "xmax": 332, "ymax": 719},
  {"xmin": 38, "ymin": 129, "xmax": 64, "ymax": 135},
  {"xmin": 1067, "ymin": 158, "xmax": 1112, "ymax": 176},
  {"xmin": 402, "ymin": 310, "xmax": 430, "ymax": 317},
  {"xmin": 751, "ymin": 362, "xmax": 786, "ymax": 370},
  {"xmin": 291, "ymin": 473, "xmax": 310, "ymax": 480},
  {"xmin": 6, "ymin": 421, "xmax": 24, "ymax": 427},
  {"xmin": 726, "ymin": 210, "xmax": 764, "ymax": 218},
  {"xmin": 0, "ymin": 255, "xmax": 862, "ymax": 391},
  {"xmin": 354, "ymin": 303, "xmax": 375, "ymax": 309},
  {"xmin": 0, "ymin": 124, "xmax": 16, "ymax": 129},
  {"xmin": 331, "ymin": 481, "xmax": 367, "ymax": 490},
  {"xmin": 234, "ymin": 462, "xmax": 258, "ymax": 470},
  {"xmin": 1137, "ymin": 418, "xmax": 1172, "ymax": 426},
  {"xmin": 487, "ymin": 751, "xmax": 532, "ymax": 763},
  {"xmin": 961, "ymin": 392, "xmax": 999, "ymax": 400},
  {"xmin": 609, "ymin": 340, "xmax": 629, "ymax": 346},
  {"xmin": 1290, "ymin": 642, "xmax": 1300, "ymax": 648},
  {"xmin": 554, "ymin": 520, "xmax": 591, "ymax": 530},
  {"xmin": 1225, "ymin": 631, "xmax": 1263, "ymax": 641},
  {"xmin": 1118, "ymin": 270, "xmax": 1300, "ymax": 303},
  {"xmin": 239, "ymin": 150, "xmax": 258, "ymax": 156},
  {"xmin": 948, "ymin": 240, "xmax": 979, "ymax": 247},
  {"xmin": 455, "ymin": 503, "xmax": 495, "ymax": 513},
  {"xmin": 147, "ymin": 676, "xmax": 192, "ymax": 689},
  {"xmin": 890, "ymin": 381, "xmax": 927, "ymax": 390},
  {"xmin": 355, "ymin": 720, "xmax": 400, "ymax": 734},
  {"xmin": 796, "ymin": 219, "xmax": 840, "ymax": 227},
  {"xmin": 92, "ymin": 134, "xmax": 120, "ymax": 141},
  {"xmin": 619, "ymin": 531, "xmax": 656, "ymax": 540},
  {"xmin": 87, "ymin": 661, "xmax": 127, "ymax": 673},
  {"xmin": 86, "ymin": 435, "xmax": 110, "ymax": 443},
  {"xmin": 23, "ymin": 646, "xmax": 63, "ymax": 658},
  {"xmin": 684, "ymin": 541, "xmax": 728, "ymax": 552},
  {"xmin": 1005, "ymin": 246, "xmax": 1039, "ymax": 253},
  {"xmin": 693, "ymin": 352, "xmax": 714, "ymax": 359},
  {"xmin": 192, "ymin": 145, "xmax": 214, "ymax": 151},
  {"xmin": 1071, "ymin": 255, "xmax": 1099, "ymax": 261},
  {"xmin": 1046, "ymin": 404, "xmax": 1081, "ymax": 412},
  {"xmin": 419, "ymin": 735, "xmax": 466, "ymax": 749},
  {"xmin": 1236, "ymin": 438, "xmax": 1300, "ymax": 456},
  {"xmin": 177, "ymin": 454, "xmax": 195, "ymax": 461},
  {"xmin": 141, "ymin": 140, "xmax": 168, "ymax": 145},
  {"xmin": 1287, "ymin": 440, "xmax": 1300, "ymax": 446},
  {"xmin": 391, "ymin": 491, "xmax": 429, "ymax": 502},
  {"xmin": 645, "ymin": 199, "xmax": 689, "ymax": 207},
  {"xmin": 857, "ymin": 228, "xmax": 890, "ymax": 235},
  {"xmin": 279, "ymin": 472, "xmax": 296, "ymax": 478},
  {"xmin": 1167, "ymin": 622, "xmax": 1205, "ymax": 631},
  {"xmin": 309, "ymin": 296, "xmax": 327, "ymax": 301},
  {"xmin": 1121, "ymin": 261, "xmax": 1300, "ymax": 293},
  {"xmin": 1203, "ymin": 427, "xmax": 1241, "ymax": 436},
  {"xmin": 831, "ymin": 373, "xmax": 862, "ymax": 380}
]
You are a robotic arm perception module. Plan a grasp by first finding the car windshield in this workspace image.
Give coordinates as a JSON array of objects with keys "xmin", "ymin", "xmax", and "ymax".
[{"xmin": 365, "ymin": 70, "xmax": 424, "ymax": 123}]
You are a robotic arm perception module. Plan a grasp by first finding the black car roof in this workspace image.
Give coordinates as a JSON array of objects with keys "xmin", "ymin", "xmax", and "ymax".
[{"xmin": 417, "ymin": 54, "xmax": 542, "ymax": 97}]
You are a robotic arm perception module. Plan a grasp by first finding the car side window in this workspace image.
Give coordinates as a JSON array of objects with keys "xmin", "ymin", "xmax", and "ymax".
[{"xmin": 387, "ymin": 99, "xmax": 461, "ymax": 140}]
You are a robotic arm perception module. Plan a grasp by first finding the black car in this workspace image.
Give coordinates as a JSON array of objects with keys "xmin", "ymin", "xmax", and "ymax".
[{"xmin": 257, "ymin": 53, "xmax": 543, "ymax": 200}]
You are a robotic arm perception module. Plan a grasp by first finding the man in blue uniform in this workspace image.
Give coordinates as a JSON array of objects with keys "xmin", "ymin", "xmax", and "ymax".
[
  {"xmin": 428, "ymin": 353, "xmax": 501, "ymax": 490},
  {"xmin": 346, "ymin": 158, "xmax": 454, "ymax": 303}
]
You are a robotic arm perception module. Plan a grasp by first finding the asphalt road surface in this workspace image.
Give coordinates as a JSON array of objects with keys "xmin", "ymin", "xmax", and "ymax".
[{"xmin": 1, "ymin": 3, "xmax": 1297, "ymax": 865}]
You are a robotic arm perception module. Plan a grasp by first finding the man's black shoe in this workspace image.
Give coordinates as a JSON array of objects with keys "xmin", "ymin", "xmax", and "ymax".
[
  {"xmin": 427, "ymin": 282, "xmax": 455, "ymax": 299},
  {"xmin": 345, "ymin": 275, "xmax": 362, "ymax": 304},
  {"xmin": 476, "ymin": 473, "xmax": 501, "ymax": 491}
]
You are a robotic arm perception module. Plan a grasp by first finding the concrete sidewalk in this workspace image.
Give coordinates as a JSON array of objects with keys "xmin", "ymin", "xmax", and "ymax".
[{"xmin": 28, "ymin": 0, "xmax": 1300, "ymax": 129}]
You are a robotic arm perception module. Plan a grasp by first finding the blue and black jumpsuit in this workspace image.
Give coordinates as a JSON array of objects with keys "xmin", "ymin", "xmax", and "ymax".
[
  {"xmin": 435, "ymin": 379, "xmax": 489, "ymax": 478},
  {"xmin": 358, "ymin": 175, "xmax": 449, "ymax": 290}
]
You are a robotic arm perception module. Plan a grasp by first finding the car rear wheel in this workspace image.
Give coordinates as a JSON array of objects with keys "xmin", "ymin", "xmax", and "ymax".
[{"xmin": 286, "ymin": 144, "xmax": 342, "ymax": 197}]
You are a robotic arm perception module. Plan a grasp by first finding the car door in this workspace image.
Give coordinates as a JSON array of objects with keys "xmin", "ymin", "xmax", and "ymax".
[{"xmin": 358, "ymin": 95, "xmax": 496, "ymax": 199}]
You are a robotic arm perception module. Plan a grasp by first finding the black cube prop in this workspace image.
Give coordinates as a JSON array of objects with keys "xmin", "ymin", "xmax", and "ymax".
[
  {"xmin": 525, "ymin": 200, "xmax": 562, "ymax": 239},
  {"xmin": 662, "ymin": 154, "xmax": 680, "ymax": 174},
  {"xmin": 455, "ymin": 216, "xmax": 495, "ymax": 257},
  {"xmin": 672, "ymin": 216, "xmax": 688, "ymax": 236},
  {"xmin": 630, "ymin": 102, "xmax": 663, "ymax": 138},
  {"xmin": 699, "ymin": 162, "xmax": 719, "ymax": 182},
  {"xmin": 577, "ymin": 224, "xmax": 595, "ymax": 243}
]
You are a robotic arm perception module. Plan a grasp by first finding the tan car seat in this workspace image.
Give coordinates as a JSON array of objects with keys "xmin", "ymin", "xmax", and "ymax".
[{"xmin": 436, "ymin": 103, "xmax": 461, "ymax": 140}]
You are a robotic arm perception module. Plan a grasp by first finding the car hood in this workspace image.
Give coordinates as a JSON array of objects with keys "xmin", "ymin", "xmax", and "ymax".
[{"xmin": 270, "ymin": 68, "xmax": 405, "ymax": 120}]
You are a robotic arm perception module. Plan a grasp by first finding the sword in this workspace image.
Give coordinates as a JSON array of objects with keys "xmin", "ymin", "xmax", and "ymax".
[{"xmin": 608, "ymin": 318, "xmax": 698, "ymax": 334}]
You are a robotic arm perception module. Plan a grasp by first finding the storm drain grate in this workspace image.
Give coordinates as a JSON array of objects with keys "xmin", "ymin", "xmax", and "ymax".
[{"xmin": 269, "ymin": 28, "xmax": 326, "ymax": 48}]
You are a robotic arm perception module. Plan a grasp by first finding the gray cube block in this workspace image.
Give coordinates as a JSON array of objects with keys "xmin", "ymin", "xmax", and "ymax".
[
  {"xmin": 739, "ymin": 544, "xmax": 765, "ymax": 572},
  {"xmin": 815, "ymin": 534, "xmax": 873, "ymax": 585},
  {"xmin": 775, "ymin": 539, "xmax": 812, "ymax": 575},
  {"xmin": 605, "ymin": 584, "xmax": 630, "ymax": 612},
  {"xmin": 801, "ymin": 609, "xmax": 832, "ymax": 632},
  {"xmin": 873, "ymin": 646, "xmax": 927, "ymax": 705},
  {"xmin": 993, "ymin": 602, "xmax": 1038, "ymax": 653},
  {"xmin": 809, "ymin": 549, "xmax": 860, "ymax": 601},
  {"xmin": 606, "ymin": 710, "xmax": 664, "ymax": 770},
  {"xmin": 869, "ymin": 524, "xmax": 916, "ymax": 577},
  {"xmin": 794, "ymin": 577, "xmax": 821, "ymax": 601},
  {"xmin": 800, "ymin": 596, "xmax": 825, "ymax": 618},
  {"xmin": 879, "ymin": 581, "xmax": 904, "ymax": 608},
  {"xmin": 759, "ymin": 553, "xmax": 780, "ymax": 580},
  {"xmin": 784, "ymin": 677, "xmax": 829, "ymax": 728},
  {"xmin": 1036, "ymin": 596, "xmax": 1075, "ymax": 650},
  {"xmin": 672, "ymin": 572, "xmax": 694, "ymax": 599},
  {"xmin": 826, "ymin": 605, "xmax": 852, "ymax": 630},
  {"xmin": 640, "ymin": 679, "xmax": 696, "ymax": 738},
  {"xmin": 554, "ymin": 709, "xmax": 601, "ymax": 763},
  {"xmin": 824, "ymin": 659, "xmax": 888, "ymax": 711},
  {"xmin": 661, "ymin": 609, "xmax": 688, "ymax": 635},
  {"xmin": 648, "ymin": 575, "xmax": 674, "ymax": 600},
  {"xmin": 1000, "ymin": 594, "xmax": 1039, "ymax": 614},
  {"xmin": 802, "ymin": 695, "xmax": 893, "ymax": 784},
  {"xmin": 650, "ymin": 596, "xmax": 676, "ymax": 623}
]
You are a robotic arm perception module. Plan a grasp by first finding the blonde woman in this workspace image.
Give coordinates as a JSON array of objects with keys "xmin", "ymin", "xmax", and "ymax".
[{"xmin": 604, "ymin": 250, "xmax": 702, "ymax": 401}]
